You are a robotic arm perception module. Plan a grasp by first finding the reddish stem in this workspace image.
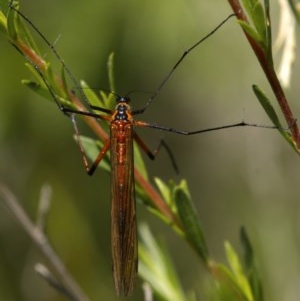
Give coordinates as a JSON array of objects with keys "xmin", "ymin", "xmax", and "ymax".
[
  {"xmin": 18, "ymin": 41, "xmax": 46, "ymax": 71},
  {"xmin": 227, "ymin": 0, "xmax": 300, "ymax": 149}
]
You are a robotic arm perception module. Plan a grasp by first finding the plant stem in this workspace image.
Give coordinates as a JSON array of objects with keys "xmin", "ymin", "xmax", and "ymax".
[
  {"xmin": 227, "ymin": 0, "xmax": 300, "ymax": 149},
  {"xmin": 0, "ymin": 184, "xmax": 91, "ymax": 301}
]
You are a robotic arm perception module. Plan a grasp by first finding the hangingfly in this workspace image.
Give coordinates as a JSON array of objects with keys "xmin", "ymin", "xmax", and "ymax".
[
  {"xmin": 110, "ymin": 98, "xmax": 137, "ymax": 295},
  {"xmin": 69, "ymin": 96, "xmax": 177, "ymax": 295},
  {"xmin": 70, "ymin": 96, "xmax": 159, "ymax": 295},
  {"xmin": 84, "ymin": 97, "xmax": 139, "ymax": 295},
  {"xmin": 8, "ymin": 2, "xmax": 278, "ymax": 295}
]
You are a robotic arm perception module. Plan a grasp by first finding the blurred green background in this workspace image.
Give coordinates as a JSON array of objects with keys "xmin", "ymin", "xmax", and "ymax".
[{"xmin": 0, "ymin": 0, "xmax": 300, "ymax": 300}]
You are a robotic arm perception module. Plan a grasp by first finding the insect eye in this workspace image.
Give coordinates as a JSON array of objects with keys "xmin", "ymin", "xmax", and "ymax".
[
  {"xmin": 123, "ymin": 96, "xmax": 130, "ymax": 104},
  {"xmin": 116, "ymin": 96, "xmax": 130, "ymax": 104},
  {"xmin": 116, "ymin": 96, "xmax": 123, "ymax": 103}
]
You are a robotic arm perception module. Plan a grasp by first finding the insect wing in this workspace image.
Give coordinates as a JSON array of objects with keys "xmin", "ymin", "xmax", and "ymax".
[{"xmin": 110, "ymin": 122, "xmax": 137, "ymax": 295}]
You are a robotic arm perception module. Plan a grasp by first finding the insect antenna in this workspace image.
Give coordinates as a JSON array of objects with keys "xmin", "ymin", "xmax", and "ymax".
[{"xmin": 132, "ymin": 13, "xmax": 237, "ymax": 115}]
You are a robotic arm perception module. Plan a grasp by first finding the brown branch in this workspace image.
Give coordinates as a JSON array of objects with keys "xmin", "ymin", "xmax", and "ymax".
[
  {"xmin": 226, "ymin": 0, "xmax": 300, "ymax": 149},
  {"xmin": 0, "ymin": 184, "xmax": 91, "ymax": 301}
]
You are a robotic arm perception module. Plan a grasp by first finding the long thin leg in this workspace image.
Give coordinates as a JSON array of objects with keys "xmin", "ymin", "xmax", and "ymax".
[
  {"xmin": 8, "ymin": 1, "xmax": 91, "ymax": 109},
  {"xmin": 133, "ymin": 132, "xmax": 179, "ymax": 173},
  {"xmin": 71, "ymin": 114, "xmax": 110, "ymax": 175},
  {"xmin": 132, "ymin": 13, "xmax": 237, "ymax": 115},
  {"xmin": 9, "ymin": 2, "xmax": 114, "ymax": 121},
  {"xmin": 134, "ymin": 120, "xmax": 279, "ymax": 136}
]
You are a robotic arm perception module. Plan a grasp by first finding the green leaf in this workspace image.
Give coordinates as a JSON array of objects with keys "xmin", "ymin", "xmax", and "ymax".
[
  {"xmin": 99, "ymin": 90, "xmax": 111, "ymax": 109},
  {"xmin": 7, "ymin": 0, "xmax": 19, "ymax": 41},
  {"xmin": 80, "ymin": 80, "xmax": 103, "ymax": 108},
  {"xmin": 240, "ymin": 228, "xmax": 264, "ymax": 301},
  {"xmin": 134, "ymin": 141, "xmax": 148, "ymax": 180},
  {"xmin": 241, "ymin": 0, "xmax": 265, "ymax": 33},
  {"xmin": 241, "ymin": 0, "xmax": 253, "ymax": 17},
  {"xmin": 22, "ymin": 79, "xmax": 51, "ymax": 100},
  {"xmin": 252, "ymin": 85, "xmax": 281, "ymax": 128},
  {"xmin": 252, "ymin": 2, "xmax": 266, "ymax": 42},
  {"xmin": 60, "ymin": 63, "xmax": 72, "ymax": 102},
  {"xmin": 102, "ymin": 52, "xmax": 117, "ymax": 110},
  {"xmin": 262, "ymin": 0, "xmax": 272, "ymax": 64},
  {"xmin": 22, "ymin": 79, "xmax": 74, "ymax": 108},
  {"xmin": 225, "ymin": 241, "xmax": 254, "ymax": 301},
  {"xmin": 237, "ymin": 20, "xmax": 263, "ymax": 46},
  {"xmin": 80, "ymin": 79, "xmax": 114, "ymax": 115},
  {"xmin": 0, "ymin": 10, "xmax": 8, "ymax": 37},
  {"xmin": 24, "ymin": 61, "xmax": 46, "ymax": 84},
  {"xmin": 239, "ymin": 0, "xmax": 268, "ymax": 51},
  {"xmin": 208, "ymin": 261, "xmax": 250, "ymax": 301},
  {"xmin": 154, "ymin": 178, "xmax": 172, "ymax": 206},
  {"xmin": 107, "ymin": 52, "xmax": 116, "ymax": 94},
  {"xmin": 138, "ymin": 224, "xmax": 188, "ymax": 301},
  {"xmin": 252, "ymin": 85, "xmax": 298, "ymax": 152},
  {"xmin": 22, "ymin": 61, "xmax": 73, "ymax": 108},
  {"xmin": 173, "ymin": 180, "xmax": 209, "ymax": 263},
  {"xmin": 138, "ymin": 178, "xmax": 174, "ymax": 223},
  {"xmin": 7, "ymin": 1, "xmax": 40, "ymax": 54}
]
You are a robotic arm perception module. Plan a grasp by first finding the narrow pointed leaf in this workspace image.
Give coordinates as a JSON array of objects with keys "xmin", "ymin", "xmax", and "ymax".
[
  {"xmin": 208, "ymin": 261, "xmax": 245, "ymax": 300},
  {"xmin": 60, "ymin": 64, "xmax": 72, "ymax": 102},
  {"xmin": 7, "ymin": 1, "xmax": 39, "ymax": 54},
  {"xmin": 240, "ymin": 228, "xmax": 264, "ymax": 301},
  {"xmin": 7, "ymin": 1, "xmax": 18, "ymax": 41},
  {"xmin": 241, "ymin": 0, "xmax": 253, "ymax": 17},
  {"xmin": 107, "ymin": 52, "xmax": 116, "ymax": 94},
  {"xmin": 0, "ymin": 10, "xmax": 7, "ymax": 37},
  {"xmin": 154, "ymin": 178, "xmax": 172, "ymax": 206},
  {"xmin": 138, "ymin": 224, "xmax": 187, "ymax": 301},
  {"xmin": 252, "ymin": 2, "xmax": 266, "ymax": 43},
  {"xmin": 252, "ymin": 85, "xmax": 297, "ymax": 151},
  {"xmin": 173, "ymin": 181, "xmax": 209, "ymax": 263},
  {"xmin": 237, "ymin": 20, "xmax": 264, "ymax": 47},
  {"xmin": 225, "ymin": 241, "xmax": 254, "ymax": 301},
  {"xmin": 133, "ymin": 142, "xmax": 148, "ymax": 180},
  {"xmin": 79, "ymin": 81, "xmax": 102, "ymax": 108},
  {"xmin": 22, "ymin": 79, "xmax": 54, "ymax": 101}
]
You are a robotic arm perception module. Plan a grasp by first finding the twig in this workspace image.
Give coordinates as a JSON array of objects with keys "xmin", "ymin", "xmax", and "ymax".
[
  {"xmin": 0, "ymin": 184, "xmax": 91, "ymax": 301},
  {"xmin": 35, "ymin": 263, "xmax": 79, "ymax": 301},
  {"xmin": 36, "ymin": 183, "xmax": 52, "ymax": 231},
  {"xmin": 226, "ymin": 0, "xmax": 300, "ymax": 148},
  {"xmin": 142, "ymin": 282, "xmax": 153, "ymax": 301}
]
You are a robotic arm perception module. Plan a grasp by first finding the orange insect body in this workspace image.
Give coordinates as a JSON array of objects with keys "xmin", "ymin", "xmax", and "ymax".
[{"xmin": 109, "ymin": 100, "xmax": 137, "ymax": 295}]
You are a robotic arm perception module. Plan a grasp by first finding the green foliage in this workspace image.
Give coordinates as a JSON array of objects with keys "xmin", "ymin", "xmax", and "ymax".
[
  {"xmin": 138, "ymin": 178, "xmax": 264, "ymax": 301},
  {"xmin": 234, "ymin": 0, "xmax": 300, "ymax": 153},
  {"xmin": 252, "ymin": 85, "xmax": 297, "ymax": 151},
  {"xmin": 173, "ymin": 180, "xmax": 209, "ymax": 262},
  {"xmin": 139, "ymin": 223, "xmax": 261, "ymax": 301},
  {"xmin": 225, "ymin": 241, "xmax": 254, "ymax": 301},
  {"xmin": 139, "ymin": 224, "xmax": 187, "ymax": 301},
  {"xmin": 0, "ymin": 10, "xmax": 7, "ymax": 37},
  {"xmin": 240, "ymin": 228, "xmax": 263, "ymax": 301},
  {"xmin": 239, "ymin": 0, "xmax": 268, "ymax": 52},
  {"xmin": 0, "ymin": 0, "xmax": 298, "ymax": 300}
]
